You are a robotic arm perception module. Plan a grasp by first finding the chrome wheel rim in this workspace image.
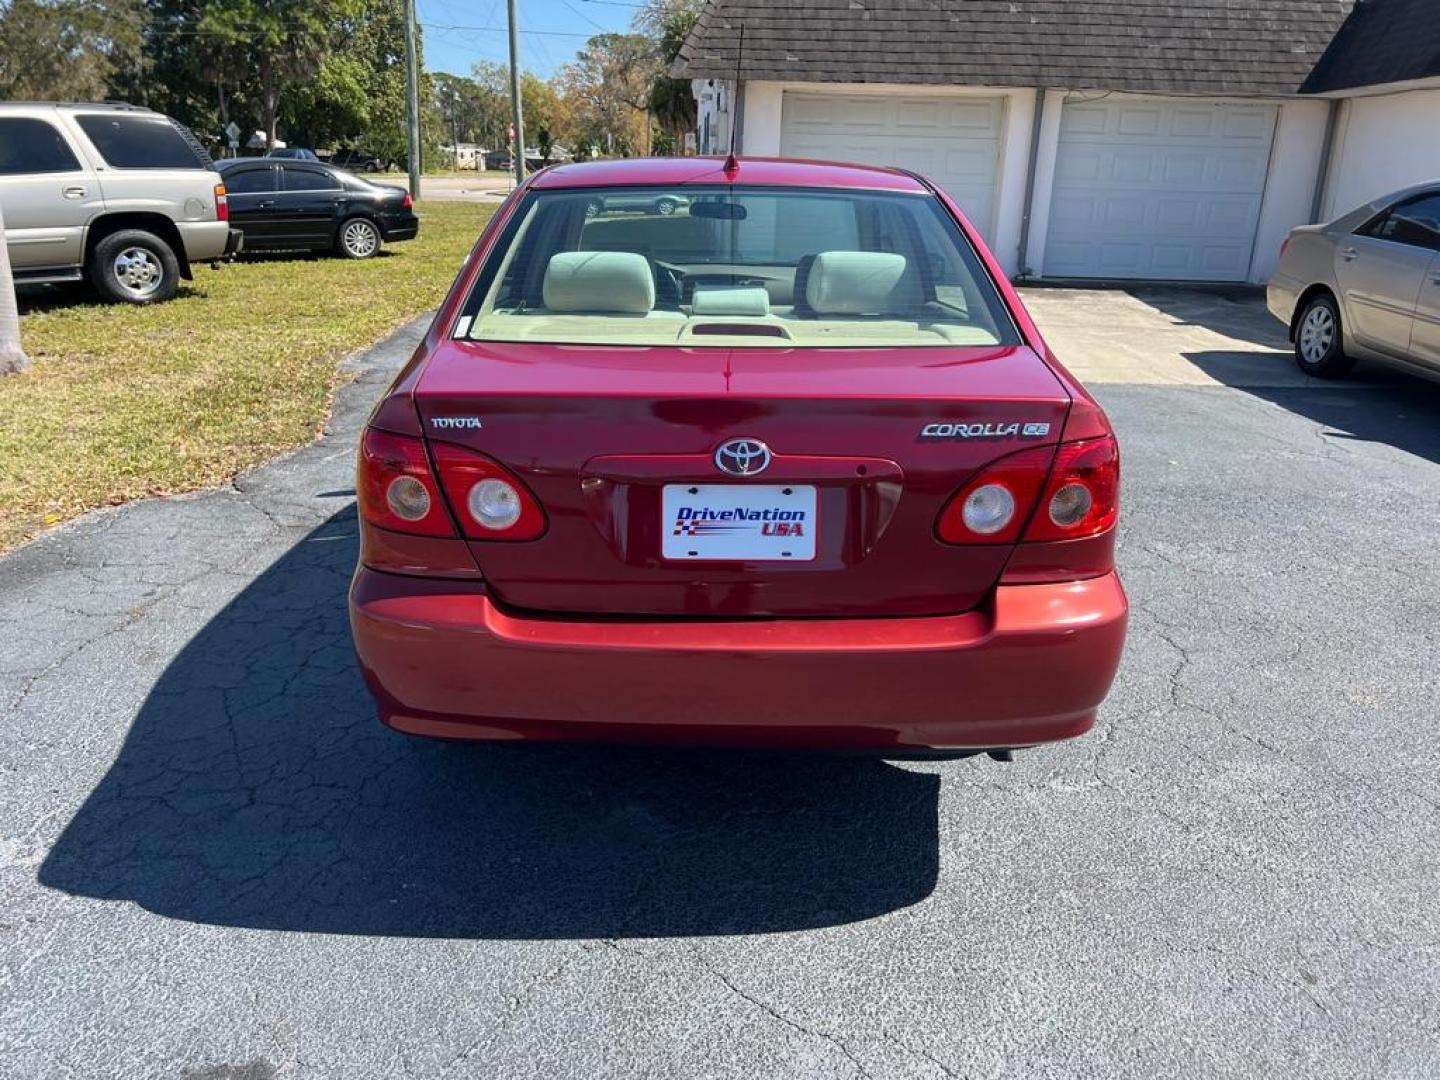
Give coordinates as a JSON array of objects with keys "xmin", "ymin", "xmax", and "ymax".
[
  {"xmin": 342, "ymin": 220, "xmax": 378, "ymax": 257},
  {"xmin": 112, "ymin": 246, "xmax": 162, "ymax": 297},
  {"xmin": 585, "ymin": 201, "xmax": 601, "ymax": 217},
  {"xmin": 656, "ymin": 200, "xmax": 676, "ymax": 215},
  {"xmin": 1299, "ymin": 304, "xmax": 1334, "ymax": 364}
]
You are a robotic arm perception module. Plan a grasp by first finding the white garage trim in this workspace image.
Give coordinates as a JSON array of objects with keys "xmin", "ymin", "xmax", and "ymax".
[
  {"xmin": 1043, "ymin": 97, "xmax": 1280, "ymax": 282},
  {"xmin": 778, "ymin": 91, "xmax": 1005, "ymax": 245}
]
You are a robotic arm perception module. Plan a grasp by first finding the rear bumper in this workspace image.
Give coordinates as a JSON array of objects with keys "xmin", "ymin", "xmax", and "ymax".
[
  {"xmin": 349, "ymin": 569, "xmax": 1128, "ymax": 751},
  {"xmin": 223, "ymin": 227, "xmax": 244, "ymax": 257},
  {"xmin": 1267, "ymin": 273, "xmax": 1303, "ymax": 337},
  {"xmin": 176, "ymin": 220, "xmax": 231, "ymax": 262},
  {"xmin": 379, "ymin": 213, "xmax": 418, "ymax": 242}
]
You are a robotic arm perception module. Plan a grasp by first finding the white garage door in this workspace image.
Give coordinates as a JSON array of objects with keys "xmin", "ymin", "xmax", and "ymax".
[
  {"xmin": 779, "ymin": 92, "xmax": 1003, "ymax": 241},
  {"xmin": 1044, "ymin": 99, "xmax": 1278, "ymax": 281}
]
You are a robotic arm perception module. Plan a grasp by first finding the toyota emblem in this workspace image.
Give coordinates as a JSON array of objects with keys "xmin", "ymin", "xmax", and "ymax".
[{"xmin": 714, "ymin": 438, "xmax": 772, "ymax": 477}]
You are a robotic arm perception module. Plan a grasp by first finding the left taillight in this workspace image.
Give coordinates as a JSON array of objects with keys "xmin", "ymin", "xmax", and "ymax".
[
  {"xmin": 357, "ymin": 428, "xmax": 454, "ymax": 537},
  {"xmin": 213, "ymin": 181, "xmax": 228, "ymax": 222},
  {"xmin": 401, "ymin": 191, "xmax": 414, "ymax": 210}
]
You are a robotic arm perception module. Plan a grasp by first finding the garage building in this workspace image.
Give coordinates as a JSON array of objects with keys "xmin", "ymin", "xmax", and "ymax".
[{"xmin": 680, "ymin": 0, "xmax": 1440, "ymax": 285}]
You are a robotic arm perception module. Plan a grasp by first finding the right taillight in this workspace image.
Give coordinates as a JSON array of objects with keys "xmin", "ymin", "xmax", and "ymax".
[
  {"xmin": 1021, "ymin": 435, "xmax": 1119, "ymax": 542},
  {"xmin": 936, "ymin": 434, "xmax": 1119, "ymax": 546},
  {"xmin": 936, "ymin": 446, "xmax": 1053, "ymax": 544},
  {"xmin": 357, "ymin": 428, "xmax": 453, "ymax": 537}
]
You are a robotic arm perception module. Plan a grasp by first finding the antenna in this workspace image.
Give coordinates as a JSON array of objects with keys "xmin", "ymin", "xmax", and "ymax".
[{"xmin": 723, "ymin": 24, "xmax": 744, "ymax": 172}]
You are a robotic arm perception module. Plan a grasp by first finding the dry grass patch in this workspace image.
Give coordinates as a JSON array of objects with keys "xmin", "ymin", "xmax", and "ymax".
[{"xmin": 0, "ymin": 201, "xmax": 492, "ymax": 551}]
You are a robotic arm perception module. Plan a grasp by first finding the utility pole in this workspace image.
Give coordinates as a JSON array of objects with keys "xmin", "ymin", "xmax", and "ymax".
[
  {"xmin": 403, "ymin": 0, "xmax": 422, "ymax": 198},
  {"xmin": 450, "ymin": 90, "xmax": 460, "ymax": 170},
  {"xmin": 507, "ymin": 0, "xmax": 526, "ymax": 184}
]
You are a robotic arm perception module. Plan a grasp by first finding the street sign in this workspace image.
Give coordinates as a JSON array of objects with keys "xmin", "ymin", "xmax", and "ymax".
[{"xmin": 224, "ymin": 121, "xmax": 240, "ymax": 151}]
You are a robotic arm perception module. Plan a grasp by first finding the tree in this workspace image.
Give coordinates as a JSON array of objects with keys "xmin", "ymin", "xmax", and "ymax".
[
  {"xmin": 642, "ymin": 0, "xmax": 701, "ymax": 151},
  {"xmin": 521, "ymin": 71, "xmax": 571, "ymax": 149},
  {"xmin": 432, "ymin": 72, "xmax": 499, "ymax": 146},
  {"xmin": 195, "ymin": 0, "xmax": 355, "ymax": 149},
  {"xmin": 0, "ymin": 205, "xmax": 29, "ymax": 376},
  {"xmin": 136, "ymin": 0, "xmax": 257, "ymax": 150},
  {"xmin": 471, "ymin": 62, "xmax": 574, "ymax": 155},
  {"xmin": 555, "ymin": 33, "xmax": 657, "ymax": 157},
  {"xmin": 287, "ymin": 0, "xmax": 410, "ymax": 159},
  {"xmin": 469, "ymin": 60, "xmax": 518, "ymax": 149},
  {"xmin": 0, "ymin": 0, "xmax": 146, "ymax": 102}
]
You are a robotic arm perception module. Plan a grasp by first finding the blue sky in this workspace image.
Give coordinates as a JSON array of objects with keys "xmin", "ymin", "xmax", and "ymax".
[{"xmin": 418, "ymin": 0, "xmax": 639, "ymax": 80}]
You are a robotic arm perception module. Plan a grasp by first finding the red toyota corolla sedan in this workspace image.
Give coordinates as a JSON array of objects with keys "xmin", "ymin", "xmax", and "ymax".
[{"xmin": 349, "ymin": 156, "xmax": 1127, "ymax": 753}]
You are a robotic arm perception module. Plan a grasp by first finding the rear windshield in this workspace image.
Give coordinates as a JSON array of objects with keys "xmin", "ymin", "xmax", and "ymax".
[
  {"xmin": 75, "ymin": 114, "xmax": 210, "ymax": 170},
  {"xmin": 456, "ymin": 185, "xmax": 1019, "ymax": 348}
]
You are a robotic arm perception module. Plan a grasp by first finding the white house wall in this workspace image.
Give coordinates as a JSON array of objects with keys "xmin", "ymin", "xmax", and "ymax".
[
  {"xmin": 1250, "ymin": 99, "xmax": 1329, "ymax": 281},
  {"xmin": 1023, "ymin": 89, "xmax": 1073, "ymax": 276},
  {"xmin": 1322, "ymin": 86, "xmax": 1440, "ymax": 220}
]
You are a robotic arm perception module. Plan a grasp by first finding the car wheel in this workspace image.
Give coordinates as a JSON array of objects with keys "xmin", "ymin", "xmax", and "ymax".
[
  {"xmin": 364, "ymin": 162, "xmax": 380, "ymax": 173},
  {"xmin": 1294, "ymin": 293, "xmax": 1355, "ymax": 378},
  {"xmin": 655, "ymin": 198, "xmax": 679, "ymax": 216},
  {"xmin": 584, "ymin": 198, "xmax": 603, "ymax": 218},
  {"xmin": 337, "ymin": 217, "xmax": 381, "ymax": 259},
  {"xmin": 89, "ymin": 229, "xmax": 180, "ymax": 304}
]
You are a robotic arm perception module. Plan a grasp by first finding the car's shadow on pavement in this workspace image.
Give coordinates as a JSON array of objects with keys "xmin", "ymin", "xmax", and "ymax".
[
  {"xmin": 1183, "ymin": 349, "xmax": 1440, "ymax": 466},
  {"xmin": 38, "ymin": 508, "xmax": 939, "ymax": 939}
]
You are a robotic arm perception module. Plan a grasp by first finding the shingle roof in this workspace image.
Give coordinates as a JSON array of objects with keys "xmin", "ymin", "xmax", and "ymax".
[
  {"xmin": 1301, "ymin": 0, "xmax": 1440, "ymax": 93},
  {"xmin": 676, "ymin": 0, "xmax": 1355, "ymax": 97}
]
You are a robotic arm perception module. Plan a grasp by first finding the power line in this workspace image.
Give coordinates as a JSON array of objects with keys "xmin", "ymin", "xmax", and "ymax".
[
  {"xmin": 419, "ymin": 21, "xmax": 597, "ymax": 38},
  {"xmin": 561, "ymin": 0, "xmax": 608, "ymax": 32}
]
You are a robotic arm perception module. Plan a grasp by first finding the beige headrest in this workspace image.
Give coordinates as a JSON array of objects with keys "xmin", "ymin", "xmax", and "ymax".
[
  {"xmin": 805, "ymin": 251, "xmax": 908, "ymax": 315},
  {"xmin": 543, "ymin": 251, "xmax": 654, "ymax": 313},
  {"xmin": 691, "ymin": 287, "xmax": 771, "ymax": 317}
]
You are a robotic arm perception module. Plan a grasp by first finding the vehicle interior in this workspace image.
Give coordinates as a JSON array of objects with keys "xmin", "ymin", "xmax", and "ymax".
[{"xmin": 458, "ymin": 187, "xmax": 1019, "ymax": 348}]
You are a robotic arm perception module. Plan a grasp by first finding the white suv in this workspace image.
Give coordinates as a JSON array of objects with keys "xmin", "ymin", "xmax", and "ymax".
[{"xmin": 0, "ymin": 101, "xmax": 242, "ymax": 303}]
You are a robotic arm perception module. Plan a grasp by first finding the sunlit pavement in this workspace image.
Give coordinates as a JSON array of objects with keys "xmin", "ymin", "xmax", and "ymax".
[{"xmin": 1, "ymin": 291, "xmax": 1437, "ymax": 1078}]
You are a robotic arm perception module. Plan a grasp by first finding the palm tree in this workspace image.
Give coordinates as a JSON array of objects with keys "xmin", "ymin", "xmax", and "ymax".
[
  {"xmin": 645, "ymin": 3, "xmax": 700, "ymax": 153},
  {"xmin": 0, "ymin": 201, "xmax": 29, "ymax": 375}
]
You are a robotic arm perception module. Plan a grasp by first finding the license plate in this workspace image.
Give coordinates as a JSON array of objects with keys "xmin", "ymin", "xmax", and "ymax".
[{"xmin": 662, "ymin": 484, "xmax": 817, "ymax": 561}]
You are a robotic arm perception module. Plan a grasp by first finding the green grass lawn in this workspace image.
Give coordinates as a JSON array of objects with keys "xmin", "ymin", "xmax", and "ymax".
[{"xmin": 0, "ymin": 201, "xmax": 493, "ymax": 552}]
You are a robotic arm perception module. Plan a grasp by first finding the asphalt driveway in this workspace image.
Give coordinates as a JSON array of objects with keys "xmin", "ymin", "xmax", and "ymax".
[{"xmin": 2, "ymin": 288, "xmax": 1438, "ymax": 1078}]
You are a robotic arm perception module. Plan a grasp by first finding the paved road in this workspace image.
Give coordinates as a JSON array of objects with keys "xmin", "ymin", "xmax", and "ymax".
[
  {"xmin": 401, "ymin": 174, "xmax": 515, "ymax": 202},
  {"xmin": 2, "ymin": 290, "xmax": 1438, "ymax": 1078}
]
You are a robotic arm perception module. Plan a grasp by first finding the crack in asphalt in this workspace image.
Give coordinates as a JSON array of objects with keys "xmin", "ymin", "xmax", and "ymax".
[{"xmin": 685, "ymin": 950, "xmax": 877, "ymax": 1080}]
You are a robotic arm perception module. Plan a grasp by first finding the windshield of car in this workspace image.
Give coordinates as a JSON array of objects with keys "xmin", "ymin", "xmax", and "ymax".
[{"xmin": 456, "ymin": 185, "xmax": 1019, "ymax": 348}]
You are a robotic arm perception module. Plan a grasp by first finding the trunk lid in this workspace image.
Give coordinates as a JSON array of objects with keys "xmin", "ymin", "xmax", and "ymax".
[{"xmin": 414, "ymin": 340, "xmax": 1071, "ymax": 617}]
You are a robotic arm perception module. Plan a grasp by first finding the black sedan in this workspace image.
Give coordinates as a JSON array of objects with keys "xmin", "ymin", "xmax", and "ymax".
[{"xmin": 216, "ymin": 159, "xmax": 418, "ymax": 259}]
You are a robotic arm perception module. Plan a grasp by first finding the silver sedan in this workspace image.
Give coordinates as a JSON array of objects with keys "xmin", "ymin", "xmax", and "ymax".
[{"xmin": 1268, "ymin": 182, "xmax": 1440, "ymax": 379}]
